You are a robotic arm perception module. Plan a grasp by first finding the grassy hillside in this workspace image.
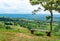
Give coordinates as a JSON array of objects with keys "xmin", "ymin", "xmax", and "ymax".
[
  {"xmin": 0, "ymin": 25, "xmax": 60, "ymax": 41},
  {"xmin": 0, "ymin": 17, "xmax": 60, "ymax": 41}
]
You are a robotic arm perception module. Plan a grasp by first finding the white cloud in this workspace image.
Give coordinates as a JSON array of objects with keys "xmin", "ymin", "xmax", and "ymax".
[
  {"xmin": 0, "ymin": 0, "xmax": 40, "ymax": 14},
  {"xmin": 0, "ymin": 0, "xmax": 60, "ymax": 14}
]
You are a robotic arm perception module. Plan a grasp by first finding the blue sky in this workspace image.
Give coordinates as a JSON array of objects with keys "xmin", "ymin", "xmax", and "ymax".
[{"xmin": 0, "ymin": 0, "xmax": 60, "ymax": 14}]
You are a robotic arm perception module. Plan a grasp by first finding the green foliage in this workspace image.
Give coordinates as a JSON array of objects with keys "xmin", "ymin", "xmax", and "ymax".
[
  {"xmin": 34, "ymin": 31, "xmax": 45, "ymax": 36},
  {"xmin": 53, "ymin": 32, "xmax": 60, "ymax": 36},
  {"xmin": 30, "ymin": 0, "xmax": 40, "ymax": 5},
  {"xmin": 5, "ymin": 22, "xmax": 13, "ymax": 25},
  {"xmin": 46, "ymin": 16, "xmax": 51, "ymax": 20},
  {"xmin": 5, "ymin": 25, "xmax": 12, "ymax": 29},
  {"xmin": 30, "ymin": 0, "xmax": 60, "ymax": 12},
  {"xmin": 53, "ymin": 23, "xmax": 60, "ymax": 32}
]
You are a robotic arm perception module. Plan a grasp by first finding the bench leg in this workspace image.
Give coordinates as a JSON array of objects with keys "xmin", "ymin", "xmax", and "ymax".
[
  {"xmin": 46, "ymin": 32, "xmax": 51, "ymax": 37},
  {"xmin": 30, "ymin": 30, "xmax": 34, "ymax": 34}
]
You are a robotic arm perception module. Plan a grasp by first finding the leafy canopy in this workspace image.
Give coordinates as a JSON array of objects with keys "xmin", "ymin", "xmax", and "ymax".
[{"xmin": 30, "ymin": 0, "xmax": 60, "ymax": 12}]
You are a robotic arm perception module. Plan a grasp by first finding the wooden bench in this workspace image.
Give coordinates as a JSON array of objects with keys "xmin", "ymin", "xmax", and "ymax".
[{"xmin": 30, "ymin": 29, "xmax": 51, "ymax": 36}]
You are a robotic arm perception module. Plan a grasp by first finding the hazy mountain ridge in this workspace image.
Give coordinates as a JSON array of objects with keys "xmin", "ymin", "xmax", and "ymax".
[{"xmin": 0, "ymin": 14, "xmax": 60, "ymax": 21}]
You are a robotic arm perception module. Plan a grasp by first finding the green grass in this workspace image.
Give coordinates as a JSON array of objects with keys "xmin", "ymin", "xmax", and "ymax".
[
  {"xmin": 0, "ymin": 25, "xmax": 60, "ymax": 41},
  {"xmin": 0, "ymin": 32, "xmax": 15, "ymax": 41},
  {"xmin": 0, "ymin": 32, "xmax": 60, "ymax": 41}
]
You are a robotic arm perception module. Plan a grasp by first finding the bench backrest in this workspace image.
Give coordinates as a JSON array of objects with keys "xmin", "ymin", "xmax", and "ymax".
[{"xmin": 30, "ymin": 29, "xmax": 50, "ymax": 32}]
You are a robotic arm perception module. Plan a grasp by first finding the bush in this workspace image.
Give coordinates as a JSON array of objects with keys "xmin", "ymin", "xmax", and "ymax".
[
  {"xmin": 5, "ymin": 25, "xmax": 12, "ymax": 29},
  {"xmin": 53, "ymin": 32, "xmax": 60, "ymax": 36},
  {"xmin": 5, "ymin": 22, "xmax": 13, "ymax": 25},
  {"xmin": 34, "ymin": 31, "xmax": 45, "ymax": 36}
]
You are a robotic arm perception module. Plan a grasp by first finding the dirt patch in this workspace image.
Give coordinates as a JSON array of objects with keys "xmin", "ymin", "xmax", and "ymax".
[
  {"xmin": 16, "ymin": 33, "xmax": 33, "ymax": 39},
  {"xmin": 11, "ymin": 33, "xmax": 33, "ymax": 41}
]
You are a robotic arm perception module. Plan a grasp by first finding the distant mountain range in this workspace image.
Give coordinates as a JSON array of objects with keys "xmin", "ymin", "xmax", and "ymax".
[{"xmin": 0, "ymin": 14, "xmax": 60, "ymax": 21}]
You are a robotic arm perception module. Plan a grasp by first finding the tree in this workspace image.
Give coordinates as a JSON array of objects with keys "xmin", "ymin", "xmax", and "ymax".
[{"xmin": 30, "ymin": 0, "xmax": 60, "ymax": 36}]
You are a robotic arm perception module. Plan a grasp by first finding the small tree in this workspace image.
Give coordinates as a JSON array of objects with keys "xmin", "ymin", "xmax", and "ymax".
[{"xmin": 30, "ymin": 0, "xmax": 60, "ymax": 36}]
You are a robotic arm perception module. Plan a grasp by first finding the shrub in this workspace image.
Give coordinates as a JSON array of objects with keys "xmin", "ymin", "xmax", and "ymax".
[
  {"xmin": 34, "ymin": 31, "xmax": 45, "ymax": 36},
  {"xmin": 5, "ymin": 25, "xmax": 12, "ymax": 29},
  {"xmin": 5, "ymin": 22, "xmax": 13, "ymax": 25},
  {"xmin": 53, "ymin": 32, "xmax": 60, "ymax": 36}
]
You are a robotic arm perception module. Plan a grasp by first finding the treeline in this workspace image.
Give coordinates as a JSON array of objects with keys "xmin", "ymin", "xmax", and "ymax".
[
  {"xmin": 0, "ymin": 17, "xmax": 48, "ymax": 30},
  {"xmin": 0, "ymin": 17, "xmax": 58, "ymax": 28}
]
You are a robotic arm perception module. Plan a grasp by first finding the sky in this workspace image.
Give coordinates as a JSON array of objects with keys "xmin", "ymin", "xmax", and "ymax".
[{"xmin": 0, "ymin": 0, "xmax": 60, "ymax": 14}]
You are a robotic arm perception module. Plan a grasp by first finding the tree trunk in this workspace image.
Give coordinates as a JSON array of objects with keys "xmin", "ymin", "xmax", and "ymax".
[{"xmin": 49, "ymin": 10, "xmax": 53, "ymax": 37}]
